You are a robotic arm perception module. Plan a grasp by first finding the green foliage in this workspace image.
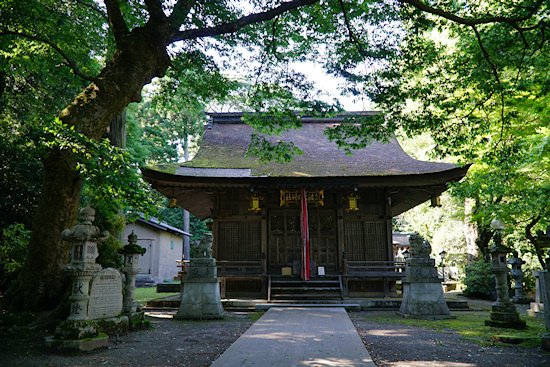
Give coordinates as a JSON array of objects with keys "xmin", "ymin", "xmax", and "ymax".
[
  {"xmin": 157, "ymin": 206, "xmax": 210, "ymax": 242},
  {"xmin": 359, "ymin": 2, "xmax": 550, "ymax": 266},
  {"xmin": 394, "ymin": 191, "xmax": 466, "ymax": 267},
  {"xmin": 0, "ymin": 223, "xmax": 30, "ymax": 292},
  {"xmin": 462, "ymin": 261, "xmax": 496, "ymax": 300},
  {"xmin": 0, "ymin": 122, "xmax": 42, "ymax": 229}
]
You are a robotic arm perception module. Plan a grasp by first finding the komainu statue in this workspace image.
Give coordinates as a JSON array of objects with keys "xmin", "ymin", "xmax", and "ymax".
[
  {"xmin": 190, "ymin": 233, "xmax": 213, "ymax": 258},
  {"xmin": 409, "ymin": 233, "xmax": 432, "ymax": 259}
]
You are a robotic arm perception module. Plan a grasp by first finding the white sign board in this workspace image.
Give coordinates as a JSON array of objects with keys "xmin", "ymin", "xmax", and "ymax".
[{"xmin": 88, "ymin": 268, "xmax": 123, "ymax": 319}]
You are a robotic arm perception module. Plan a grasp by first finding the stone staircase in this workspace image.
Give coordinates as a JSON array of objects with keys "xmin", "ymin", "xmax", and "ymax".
[{"xmin": 267, "ymin": 275, "xmax": 344, "ymax": 301}]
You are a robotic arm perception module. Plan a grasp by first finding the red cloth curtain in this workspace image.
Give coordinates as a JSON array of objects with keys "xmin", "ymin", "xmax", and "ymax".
[{"xmin": 301, "ymin": 188, "xmax": 310, "ymax": 280}]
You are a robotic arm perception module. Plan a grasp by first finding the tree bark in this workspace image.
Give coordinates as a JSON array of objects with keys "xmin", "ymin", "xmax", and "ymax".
[
  {"xmin": 6, "ymin": 25, "xmax": 171, "ymax": 312},
  {"xmin": 6, "ymin": 151, "xmax": 81, "ymax": 311}
]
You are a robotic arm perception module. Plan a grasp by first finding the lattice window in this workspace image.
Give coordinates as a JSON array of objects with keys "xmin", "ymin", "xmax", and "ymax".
[
  {"xmin": 364, "ymin": 222, "xmax": 387, "ymax": 261},
  {"xmin": 217, "ymin": 221, "xmax": 261, "ymax": 261},
  {"xmin": 344, "ymin": 221, "xmax": 387, "ymax": 261}
]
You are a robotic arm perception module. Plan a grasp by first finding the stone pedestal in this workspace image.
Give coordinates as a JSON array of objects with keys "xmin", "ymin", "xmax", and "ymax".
[
  {"xmin": 399, "ymin": 258, "xmax": 454, "ymax": 319},
  {"xmin": 175, "ymin": 258, "xmax": 224, "ymax": 320}
]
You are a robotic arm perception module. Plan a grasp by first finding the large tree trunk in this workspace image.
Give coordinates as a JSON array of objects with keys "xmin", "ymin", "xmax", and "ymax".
[
  {"xmin": 6, "ymin": 151, "xmax": 82, "ymax": 311},
  {"xmin": 6, "ymin": 26, "xmax": 171, "ymax": 312}
]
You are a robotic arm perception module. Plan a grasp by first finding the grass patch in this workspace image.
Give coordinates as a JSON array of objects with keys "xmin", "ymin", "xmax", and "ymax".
[
  {"xmin": 355, "ymin": 311, "xmax": 545, "ymax": 348},
  {"xmin": 134, "ymin": 287, "xmax": 179, "ymax": 305},
  {"xmin": 247, "ymin": 312, "xmax": 264, "ymax": 322}
]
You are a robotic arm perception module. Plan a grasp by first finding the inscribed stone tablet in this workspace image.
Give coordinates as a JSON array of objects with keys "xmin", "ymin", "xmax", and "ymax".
[{"xmin": 88, "ymin": 268, "xmax": 123, "ymax": 319}]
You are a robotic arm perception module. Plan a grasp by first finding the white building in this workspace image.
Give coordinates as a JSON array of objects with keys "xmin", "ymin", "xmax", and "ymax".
[{"xmin": 123, "ymin": 216, "xmax": 191, "ymax": 285}]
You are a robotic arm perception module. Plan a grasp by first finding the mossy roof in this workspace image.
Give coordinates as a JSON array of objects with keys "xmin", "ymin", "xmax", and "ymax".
[{"xmin": 174, "ymin": 113, "xmax": 458, "ymax": 178}]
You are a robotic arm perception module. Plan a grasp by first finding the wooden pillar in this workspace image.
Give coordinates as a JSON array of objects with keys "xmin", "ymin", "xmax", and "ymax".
[
  {"xmin": 261, "ymin": 204, "xmax": 268, "ymax": 274},
  {"xmin": 337, "ymin": 192, "xmax": 345, "ymax": 273},
  {"xmin": 385, "ymin": 191, "xmax": 393, "ymax": 262},
  {"xmin": 212, "ymin": 192, "xmax": 219, "ymax": 258}
]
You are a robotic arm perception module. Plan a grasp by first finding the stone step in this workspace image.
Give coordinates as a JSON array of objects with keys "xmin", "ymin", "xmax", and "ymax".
[
  {"xmin": 271, "ymin": 287, "xmax": 341, "ymax": 291},
  {"xmin": 270, "ymin": 294, "xmax": 342, "ymax": 301},
  {"xmin": 255, "ymin": 303, "xmax": 361, "ymax": 311},
  {"xmin": 156, "ymin": 283, "xmax": 180, "ymax": 293}
]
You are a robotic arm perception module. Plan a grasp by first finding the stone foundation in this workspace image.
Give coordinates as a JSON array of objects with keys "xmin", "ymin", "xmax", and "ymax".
[
  {"xmin": 399, "ymin": 257, "xmax": 454, "ymax": 320},
  {"xmin": 175, "ymin": 258, "xmax": 224, "ymax": 320}
]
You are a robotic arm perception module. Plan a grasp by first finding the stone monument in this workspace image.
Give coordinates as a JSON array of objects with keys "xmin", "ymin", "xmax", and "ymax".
[
  {"xmin": 507, "ymin": 251, "xmax": 528, "ymax": 304},
  {"xmin": 399, "ymin": 233, "xmax": 454, "ymax": 319},
  {"xmin": 484, "ymin": 218, "xmax": 526, "ymax": 329},
  {"xmin": 175, "ymin": 233, "xmax": 225, "ymax": 320}
]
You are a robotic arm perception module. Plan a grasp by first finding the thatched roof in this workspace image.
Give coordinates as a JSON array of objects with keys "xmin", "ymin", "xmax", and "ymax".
[
  {"xmin": 176, "ymin": 112, "xmax": 457, "ymax": 177},
  {"xmin": 142, "ymin": 112, "xmax": 469, "ymax": 219}
]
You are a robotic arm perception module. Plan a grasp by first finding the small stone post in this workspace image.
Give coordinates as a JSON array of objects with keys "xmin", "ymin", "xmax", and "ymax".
[
  {"xmin": 118, "ymin": 231, "xmax": 148, "ymax": 329},
  {"xmin": 507, "ymin": 251, "xmax": 528, "ymax": 304},
  {"xmin": 485, "ymin": 218, "xmax": 526, "ymax": 329}
]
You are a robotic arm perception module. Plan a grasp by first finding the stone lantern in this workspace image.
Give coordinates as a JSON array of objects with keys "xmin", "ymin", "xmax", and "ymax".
[
  {"xmin": 118, "ymin": 231, "xmax": 146, "ymax": 317},
  {"xmin": 508, "ymin": 251, "xmax": 528, "ymax": 303},
  {"xmin": 60, "ymin": 206, "xmax": 109, "ymax": 322},
  {"xmin": 485, "ymin": 218, "xmax": 526, "ymax": 329},
  {"xmin": 49, "ymin": 205, "xmax": 110, "ymax": 350}
]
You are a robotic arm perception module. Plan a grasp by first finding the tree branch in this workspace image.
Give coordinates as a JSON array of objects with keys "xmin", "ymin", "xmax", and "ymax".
[
  {"xmin": 338, "ymin": 0, "xmax": 368, "ymax": 58},
  {"xmin": 104, "ymin": 0, "xmax": 129, "ymax": 45},
  {"xmin": 525, "ymin": 214, "xmax": 546, "ymax": 268},
  {"xmin": 0, "ymin": 30, "xmax": 96, "ymax": 82},
  {"xmin": 144, "ymin": 0, "xmax": 167, "ymax": 22},
  {"xmin": 170, "ymin": 0, "xmax": 319, "ymax": 43},
  {"xmin": 399, "ymin": 0, "xmax": 545, "ymax": 29},
  {"xmin": 168, "ymin": 0, "xmax": 195, "ymax": 28},
  {"xmin": 74, "ymin": 0, "xmax": 108, "ymax": 22}
]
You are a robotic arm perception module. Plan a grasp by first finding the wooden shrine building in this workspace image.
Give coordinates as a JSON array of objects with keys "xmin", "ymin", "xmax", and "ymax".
[{"xmin": 142, "ymin": 112, "xmax": 469, "ymax": 299}]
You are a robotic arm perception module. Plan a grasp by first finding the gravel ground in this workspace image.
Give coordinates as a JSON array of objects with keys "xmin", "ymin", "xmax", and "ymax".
[
  {"xmin": 350, "ymin": 311, "xmax": 549, "ymax": 367},
  {"xmin": 0, "ymin": 311, "xmax": 253, "ymax": 367},
  {"xmin": 1, "ymin": 307, "xmax": 549, "ymax": 367}
]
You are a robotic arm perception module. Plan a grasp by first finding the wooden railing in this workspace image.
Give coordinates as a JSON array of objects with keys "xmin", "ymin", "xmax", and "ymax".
[
  {"xmin": 217, "ymin": 260, "xmax": 263, "ymax": 275},
  {"xmin": 343, "ymin": 260, "xmax": 406, "ymax": 277},
  {"xmin": 175, "ymin": 259, "xmax": 189, "ymax": 280}
]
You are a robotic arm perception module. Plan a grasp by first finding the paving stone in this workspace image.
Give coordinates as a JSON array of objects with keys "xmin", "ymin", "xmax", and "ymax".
[{"xmin": 211, "ymin": 307, "xmax": 376, "ymax": 367}]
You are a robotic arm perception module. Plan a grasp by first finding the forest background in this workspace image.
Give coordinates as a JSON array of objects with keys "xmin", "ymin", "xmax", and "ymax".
[{"xmin": 1, "ymin": 0, "xmax": 549, "ymax": 314}]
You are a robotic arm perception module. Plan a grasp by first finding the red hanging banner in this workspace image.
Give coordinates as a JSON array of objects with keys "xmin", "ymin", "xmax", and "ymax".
[{"xmin": 300, "ymin": 188, "xmax": 310, "ymax": 280}]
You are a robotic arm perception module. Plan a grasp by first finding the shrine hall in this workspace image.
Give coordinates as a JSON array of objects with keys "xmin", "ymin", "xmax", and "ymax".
[{"xmin": 142, "ymin": 112, "xmax": 469, "ymax": 299}]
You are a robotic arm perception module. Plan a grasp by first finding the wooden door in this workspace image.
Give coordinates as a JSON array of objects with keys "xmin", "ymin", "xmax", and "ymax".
[{"xmin": 268, "ymin": 208, "xmax": 337, "ymax": 273}]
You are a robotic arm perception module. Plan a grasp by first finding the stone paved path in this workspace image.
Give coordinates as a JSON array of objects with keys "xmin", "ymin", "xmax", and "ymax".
[{"xmin": 210, "ymin": 307, "xmax": 376, "ymax": 367}]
